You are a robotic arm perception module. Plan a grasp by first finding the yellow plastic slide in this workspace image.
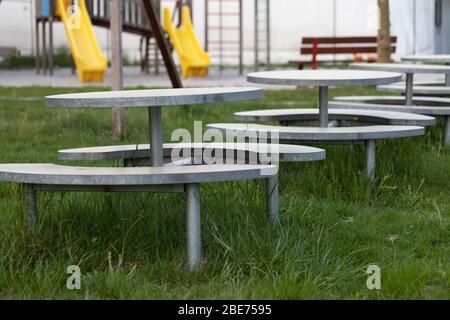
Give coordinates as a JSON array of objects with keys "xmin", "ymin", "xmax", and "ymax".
[
  {"xmin": 163, "ymin": 6, "xmax": 210, "ymax": 78},
  {"xmin": 56, "ymin": 0, "xmax": 107, "ymax": 82}
]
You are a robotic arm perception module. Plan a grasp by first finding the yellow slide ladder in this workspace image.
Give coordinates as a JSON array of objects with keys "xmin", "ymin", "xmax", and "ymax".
[
  {"xmin": 163, "ymin": 6, "xmax": 210, "ymax": 78},
  {"xmin": 56, "ymin": 0, "xmax": 107, "ymax": 82}
]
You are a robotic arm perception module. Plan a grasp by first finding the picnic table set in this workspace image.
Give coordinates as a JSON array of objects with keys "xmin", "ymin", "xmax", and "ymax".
[
  {"xmin": 331, "ymin": 61, "xmax": 450, "ymax": 146},
  {"xmin": 0, "ymin": 56, "xmax": 448, "ymax": 271}
]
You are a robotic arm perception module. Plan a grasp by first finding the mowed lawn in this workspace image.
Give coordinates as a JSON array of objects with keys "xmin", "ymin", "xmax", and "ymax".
[{"xmin": 0, "ymin": 86, "xmax": 448, "ymax": 299}]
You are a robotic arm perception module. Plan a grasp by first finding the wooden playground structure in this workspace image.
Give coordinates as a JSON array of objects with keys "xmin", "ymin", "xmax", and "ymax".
[
  {"xmin": 34, "ymin": 0, "xmax": 191, "ymax": 86},
  {"xmin": 34, "ymin": 0, "xmax": 271, "ymax": 82}
]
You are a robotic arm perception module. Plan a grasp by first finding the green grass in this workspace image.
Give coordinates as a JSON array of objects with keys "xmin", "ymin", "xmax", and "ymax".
[{"xmin": 0, "ymin": 86, "xmax": 448, "ymax": 299}]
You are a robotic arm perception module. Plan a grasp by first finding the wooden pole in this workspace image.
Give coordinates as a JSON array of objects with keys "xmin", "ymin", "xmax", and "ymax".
[
  {"xmin": 142, "ymin": 0, "xmax": 183, "ymax": 88},
  {"xmin": 377, "ymin": 0, "xmax": 392, "ymax": 63},
  {"xmin": 110, "ymin": 0, "xmax": 125, "ymax": 139}
]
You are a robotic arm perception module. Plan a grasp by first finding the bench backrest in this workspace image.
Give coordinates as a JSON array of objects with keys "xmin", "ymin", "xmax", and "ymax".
[
  {"xmin": 298, "ymin": 36, "xmax": 398, "ymax": 69},
  {"xmin": 301, "ymin": 36, "xmax": 397, "ymax": 55}
]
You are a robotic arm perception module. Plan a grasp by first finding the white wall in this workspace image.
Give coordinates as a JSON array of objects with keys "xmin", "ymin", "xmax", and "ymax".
[
  {"xmin": 0, "ymin": 0, "xmax": 447, "ymax": 66},
  {"xmin": 0, "ymin": 0, "xmax": 35, "ymax": 54}
]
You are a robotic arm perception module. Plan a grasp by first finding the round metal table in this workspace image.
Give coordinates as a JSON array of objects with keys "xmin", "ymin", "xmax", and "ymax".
[
  {"xmin": 402, "ymin": 54, "xmax": 450, "ymax": 64},
  {"xmin": 45, "ymin": 87, "xmax": 263, "ymax": 168},
  {"xmin": 45, "ymin": 87, "xmax": 270, "ymax": 271},
  {"xmin": 247, "ymin": 70, "xmax": 401, "ymax": 127},
  {"xmin": 402, "ymin": 54, "xmax": 450, "ymax": 87},
  {"xmin": 350, "ymin": 63, "xmax": 450, "ymax": 105}
]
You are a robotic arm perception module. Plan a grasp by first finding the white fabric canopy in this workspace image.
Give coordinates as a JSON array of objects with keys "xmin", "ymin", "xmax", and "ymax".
[{"xmin": 390, "ymin": 0, "xmax": 436, "ymax": 59}]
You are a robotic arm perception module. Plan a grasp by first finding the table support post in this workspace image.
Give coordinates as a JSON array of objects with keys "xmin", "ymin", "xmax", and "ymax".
[
  {"xmin": 444, "ymin": 116, "xmax": 450, "ymax": 147},
  {"xmin": 149, "ymin": 107, "xmax": 164, "ymax": 167},
  {"xmin": 319, "ymin": 86, "xmax": 329, "ymax": 127},
  {"xmin": 24, "ymin": 184, "xmax": 38, "ymax": 231},
  {"xmin": 405, "ymin": 73, "xmax": 414, "ymax": 106},
  {"xmin": 266, "ymin": 175, "xmax": 280, "ymax": 227},
  {"xmin": 365, "ymin": 140, "xmax": 376, "ymax": 182},
  {"xmin": 446, "ymin": 74, "xmax": 450, "ymax": 87},
  {"xmin": 186, "ymin": 183, "xmax": 201, "ymax": 272}
]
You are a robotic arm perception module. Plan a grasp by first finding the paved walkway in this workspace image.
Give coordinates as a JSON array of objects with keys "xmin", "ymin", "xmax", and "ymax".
[
  {"xmin": 0, "ymin": 67, "xmax": 249, "ymax": 88},
  {"xmin": 0, "ymin": 66, "xmax": 445, "ymax": 89}
]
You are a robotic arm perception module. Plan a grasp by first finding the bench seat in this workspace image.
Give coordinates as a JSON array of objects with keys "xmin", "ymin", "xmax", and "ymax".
[
  {"xmin": 206, "ymin": 123, "xmax": 424, "ymax": 182},
  {"xmin": 333, "ymin": 96, "xmax": 450, "ymax": 113},
  {"xmin": 206, "ymin": 123, "xmax": 424, "ymax": 142},
  {"xmin": 329, "ymin": 100, "xmax": 450, "ymax": 116},
  {"xmin": 377, "ymin": 84, "xmax": 450, "ymax": 96},
  {"xmin": 330, "ymin": 99, "xmax": 450, "ymax": 147},
  {"xmin": 58, "ymin": 142, "xmax": 326, "ymax": 163},
  {"xmin": 56, "ymin": 143, "xmax": 326, "ymax": 234},
  {"xmin": 0, "ymin": 162, "xmax": 278, "ymax": 271},
  {"xmin": 234, "ymin": 108, "xmax": 435, "ymax": 126},
  {"xmin": 0, "ymin": 163, "xmax": 277, "ymax": 186}
]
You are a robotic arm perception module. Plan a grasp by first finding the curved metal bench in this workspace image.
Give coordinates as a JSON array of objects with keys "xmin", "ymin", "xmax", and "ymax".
[
  {"xmin": 206, "ymin": 123, "xmax": 425, "ymax": 182},
  {"xmin": 333, "ymin": 95, "xmax": 450, "ymax": 108},
  {"xmin": 234, "ymin": 108, "xmax": 435, "ymax": 127},
  {"xmin": 377, "ymin": 83, "xmax": 450, "ymax": 96},
  {"xmin": 0, "ymin": 163, "xmax": 277, "ymax": 271},
  {"xmin": 58, "ymin": 142, "xmax": 325, "ymax": 163},
  {"xmin": 330, "ymin": 99, "xmax": 450, "ymax": 116},
  {"xmin": 330, "ymin": 98, "xmax": 450, "ymax": 146},
  {"xmin": 57, "ymin": 142, "xmax": 326, "ymax": 229},
  {"xmin": 395, "ymin": 80, "xmax": 449, "ymax": 87}
]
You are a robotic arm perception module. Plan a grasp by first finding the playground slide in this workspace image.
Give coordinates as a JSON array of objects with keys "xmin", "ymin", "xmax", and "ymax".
[
  {"xmin": 163, "ymin": 6, "xmax": 210, "ymax": 78},
  {"xmin": 56, "ymin": 0, "xmax": 107, "ymax": 82}
]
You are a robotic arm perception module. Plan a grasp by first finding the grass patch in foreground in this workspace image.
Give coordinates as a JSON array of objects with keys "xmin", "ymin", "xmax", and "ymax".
[{"xmin": 0, "ymin": 86, "xmax": 448, "ymax": 299}]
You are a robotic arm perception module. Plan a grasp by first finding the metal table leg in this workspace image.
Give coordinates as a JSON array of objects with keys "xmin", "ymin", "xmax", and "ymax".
[
  {"xmin": 365, "ymin": 140, "xmax": 376, "ymax": 182},
  {"xmin": 149, "ymin": 107, "xmax": 164, "ymax": 167},
  {"xmin": 266, "ymin": 175, "xmax": 280, "ymax": 226},
  {"xmin": 405, "ymin": 73, "xmax": 414, "ymax": 106},
  {"xmin": 186, "ymin": 183, "xmax": 201, "ymax": 271},
  {"xmin": 24, "ymin": 184, "xmax": 38, "ymax": 231},
  {"xmin": 319, "ymin": 86, "xmax": 329, "ymax": 128},
  {"xmin": 446, "ymin": 74, "xmax": 450, "ymax": 87}
]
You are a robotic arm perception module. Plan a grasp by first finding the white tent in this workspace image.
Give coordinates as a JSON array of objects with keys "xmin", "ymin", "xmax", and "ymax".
[{"xmin": 390, "ymin": 0, "xmax": 435, "ymax": 58}]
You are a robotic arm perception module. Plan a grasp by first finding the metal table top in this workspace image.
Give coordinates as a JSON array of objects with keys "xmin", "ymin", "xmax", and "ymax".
[
  {"xmin": 45, "ymin": 87, "xmax": 264, "ymax": 108},
  {"xmin": 246, "ymin": 70, "xmax": 401, "ymax": 87},
  {"xmin": 350, "ymin": 63, "xmax": 450, "ymax": 75},
  {"xmin": 401, "ymin": 55, "xmax": 450, "ymax": 64}
]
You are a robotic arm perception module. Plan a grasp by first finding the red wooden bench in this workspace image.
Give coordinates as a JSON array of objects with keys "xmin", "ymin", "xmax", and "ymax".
[{"xmin": 289, "ymin": 36, "xmax": 397, "ymax": 70}]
